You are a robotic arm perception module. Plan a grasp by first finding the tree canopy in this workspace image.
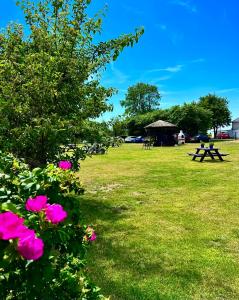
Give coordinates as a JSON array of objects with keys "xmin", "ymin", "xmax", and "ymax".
[
  {"xmin": 126, "ymin": 110, "xmax": 168, "ymax": 136},
  {"xmin": 0, "ymin": 0, "xmax": 143, "ymax": 166},
  {"xmin": 199, "ymin": 94, "xmax": 231, "ymax": 136},
  {"xmin": 167, "ymin": 103, "xmax": 212, "ymax": 136},
  {"xmin": 125, "ymin": 103, "xmax": 212, "ymax": 136},
  {"xmin": 121, "ymin": 82, "xmax": 161, "ymax": 116}
]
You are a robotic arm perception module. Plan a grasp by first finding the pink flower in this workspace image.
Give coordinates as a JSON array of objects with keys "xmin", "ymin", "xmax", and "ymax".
[
  {"xmin": 85, "ymin": 227, "xmax": 97, "ymax": 242},
  {"xmin": 58, "ymin": 160, "xmax": 72, "ymax": 170},
  {"xmin": 89, "ymin": 231, "xmax": 97, "ymax": 241},
  {"xmin": 0, "ymin": 212, "xmax": 44, "ymax": 260},
  {"xmin": 45, "ymin": 204, "xmax": 67, "ymax": 224},
  {"xmin": 26, "ymin": 195, "xmax": 48, "ymax": 212},
  {"xmin": 18, "ymin": 226, "xmax": 36, "ymax": 239},
  {"xmin": 17, "ymin": 235, "xmax": 44, "ymax": 260},
  {"xmin": 0, "ymin": 212, "xmax": 25, "ymax": 240}
]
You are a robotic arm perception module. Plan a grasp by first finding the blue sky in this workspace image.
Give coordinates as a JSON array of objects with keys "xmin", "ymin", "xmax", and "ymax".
[{"xmin": 1, "ymin": 0, "xmax": 239, "ymax": 124}]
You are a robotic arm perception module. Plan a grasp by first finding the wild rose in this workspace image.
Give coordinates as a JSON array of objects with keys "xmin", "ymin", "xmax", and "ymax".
[
  {"xmin": 0, "ymin": 212, "xmax": 26, "ymax": 240},
  {"xmin": 58, "ymin": 160, "xmax": 72, "ymax": 170},
  {"xmin": 17, "ymin": 234, "xmax": 44, "ymax": 260},
  {"xmin": 89, "ymin": 231, "xmax": 97, "ymax": 241},
  {"xmin": 45, "ymin": 204, "xmax": 67, "ymax": 224},
  {"xmin": 85, "ymin": 227, "xmax": 97, "ymax": 242},
  {"xmin": 26, "ymin": 195, "xmax": 48, "ymax": 212},
  {"xmin": 18, "ymin": 226, "xmax": 36, "ymax": 239}
]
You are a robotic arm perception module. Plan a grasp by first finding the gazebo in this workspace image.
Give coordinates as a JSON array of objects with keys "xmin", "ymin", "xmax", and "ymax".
[{"xmin": 144, "ymin": 120, "xmax": 178, "ymax": 146}]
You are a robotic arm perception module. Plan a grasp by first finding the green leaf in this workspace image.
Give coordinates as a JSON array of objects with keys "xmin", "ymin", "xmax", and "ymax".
[{"xmin": 1, "ymin": 201, "xmax": 19, "ymax": 214}]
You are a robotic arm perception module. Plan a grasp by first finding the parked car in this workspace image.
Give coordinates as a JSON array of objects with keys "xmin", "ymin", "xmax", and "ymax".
[
  {"xmin": 125, "ymin": 136, "xmax": 137, "ymax": 143},
  {"xmin": 135, "ymin": 136, "xmax": 145, "ymax": 143},
  {"xmin": 216, "ymin": 132, "xmax": 230, "ymax": 139},
  {"xmin": 191, "ymin": 134, "xmax": 210, "ymax": 143}
]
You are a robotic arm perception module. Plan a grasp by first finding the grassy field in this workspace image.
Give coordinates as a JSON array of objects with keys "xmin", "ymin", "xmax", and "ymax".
[{"xmin": 79, "ymin": 141, "xmax": 239, "ymax": 300}]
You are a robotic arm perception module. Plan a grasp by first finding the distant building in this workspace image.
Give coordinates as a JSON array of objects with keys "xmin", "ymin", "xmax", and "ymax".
[
  {"xmin": 228, "ymin": 118, "xmax": 239, "ymax": 138},
  {"xmin": 232, "ymin": 118, "xmax": 239, "ymax": 130}
]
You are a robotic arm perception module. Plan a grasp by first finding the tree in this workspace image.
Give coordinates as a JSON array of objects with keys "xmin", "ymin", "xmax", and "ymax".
[
  {"xmin": 0, "ymin": 0, "xmax": 143, "ymax": 167},
  {"xmin": 109, "ymin": 116, "xmax": 128, "ymax": 137},
  {"xmin": 198, "ymin": 94, "xmax": 231, "ymax": 136},
  {"xmin": 126, "ymin": 110, "xmax": 168, "ymax": 135},
  {"xmin": 167, "ymin": 103, "xmax": 212, "ymax": 136},
  {"xmin": 121, "ymin": 82, "xmax": 161, "ymax": 116},
  {"xmin": 125, "ymin": 103, "xmax": 212, "ymax": 136}
]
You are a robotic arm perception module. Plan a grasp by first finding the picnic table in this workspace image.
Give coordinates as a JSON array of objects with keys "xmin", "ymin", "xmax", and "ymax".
[
  {"xmin": 142, "ymin": 140, "xmax": 153, "ymax": 150},
  {"xmin": 188, "ymin": 147, "xmax": 229, "ymax": 162}
]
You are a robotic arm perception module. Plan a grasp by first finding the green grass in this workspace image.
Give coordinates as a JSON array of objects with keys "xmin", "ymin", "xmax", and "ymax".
[{"xmin": 78, "ymin": 141, "xmax": 239, "ymax": 300}]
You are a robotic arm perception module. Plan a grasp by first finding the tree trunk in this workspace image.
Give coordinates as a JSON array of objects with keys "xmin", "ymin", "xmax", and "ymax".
[{"xmin": 214, "ymin": 127, "xmax": 218, "ymax": 138}]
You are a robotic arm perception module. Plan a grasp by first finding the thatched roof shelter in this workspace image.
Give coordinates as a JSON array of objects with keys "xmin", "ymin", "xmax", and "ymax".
[
  {"xmin": 145, "ymin": 120, "xmax": 177, "ymax": 129},
  {"xmin": 145, "ymin": 120, "xmax": 178, "ymax": 146}
]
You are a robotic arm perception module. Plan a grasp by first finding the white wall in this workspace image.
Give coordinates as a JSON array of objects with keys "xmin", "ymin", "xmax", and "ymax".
[{"xmin": 228, "ymin": 130, "xmax": 239, "ymax": 139}]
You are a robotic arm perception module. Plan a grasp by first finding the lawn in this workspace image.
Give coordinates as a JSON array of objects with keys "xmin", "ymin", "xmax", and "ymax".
[{"xmin": 79, "ymin": 141, "xmax": 239, "ymax": 300}]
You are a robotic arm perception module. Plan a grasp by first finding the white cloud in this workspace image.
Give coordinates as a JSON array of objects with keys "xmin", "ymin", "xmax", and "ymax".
[
  {"xmin": 101, "ymin": 63, "xmax": 129, "ymax": 86},
  {"xmin": 146, "ymin": 64, "xmax": 184, "ymax": 74},
  {"xmin": 110, "ymin": 63, "xmax": 129, "ymax": 84},
  {"xmin": 172, "ymin": 0, "xmax": 197, "ymax": 13},
  {"xmin": 215, "ymin": 88, "xmax": 239, "ymax": 94},
  {"xmin": 163, "ymin": 64, "xmax": 184, "ymax": 73},
  {"xmin": 156, "ymin": 75, "xmax": 172, "ymax": 81},
  {"xmin": 151, "ymin": 76, "xmax": 172, "ymax": 85}
]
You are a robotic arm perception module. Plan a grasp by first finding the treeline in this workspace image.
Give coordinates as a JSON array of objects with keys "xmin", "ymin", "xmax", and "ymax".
[{"xmin": 111, "ymin": 83, "xmax": 231, "ymax": 137}]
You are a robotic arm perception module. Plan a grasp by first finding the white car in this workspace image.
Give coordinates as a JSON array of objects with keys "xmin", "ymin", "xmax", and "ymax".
[{"xmin": 124, "ymin": 136, "xmax": 137, "ymax": 143}]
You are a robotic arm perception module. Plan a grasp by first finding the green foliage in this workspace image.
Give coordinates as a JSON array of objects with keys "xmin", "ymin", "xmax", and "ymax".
[
  {"xmin": 126, "ymin": 110, "xmax": 168, "ymax": 135},
  {"xmin": 0, "ymin": 0, "xmax": 143, "ymax": 166},
  {"xmin": 0, "ymin": 150, "xmax": 84, "ymax": 204},
  {"xmin": 79, "ymin": 121, "xmax": 112, "ymax": 144},
  {"xmin": 166, "ymin": 102, "xmax": 212, "ymax": 136},
  {"xmin": 199, "ymin": 94, "xmax": 231, "ymax": 136},
  {"xmin": 121, "ymin": 82, "xmax": 161, "ymax": 116},
  {"xmin": 56, "ymin": 145, "xmax": 88, "ymax": 172},
  {"xmin": 125, "ymin": 103, "xmax": 212, "ymax": 136},
  {"xmin": 0, "ymin": 151, "xmax": 106, "ymax": 299},
  {"xmin": 109, "ymin": 116, "xmax": 128, "ymax": 137}
]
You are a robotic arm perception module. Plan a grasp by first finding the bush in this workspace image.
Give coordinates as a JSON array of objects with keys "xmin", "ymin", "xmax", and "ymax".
[{"xmin": 0, "ymin": 151, "xmax": 107, "ymax": 299}]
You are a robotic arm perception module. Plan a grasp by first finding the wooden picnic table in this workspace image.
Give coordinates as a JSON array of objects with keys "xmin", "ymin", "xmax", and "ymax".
[{"xmin": 188, "ymin": 147, "xmax": 229, "ymax": 162}]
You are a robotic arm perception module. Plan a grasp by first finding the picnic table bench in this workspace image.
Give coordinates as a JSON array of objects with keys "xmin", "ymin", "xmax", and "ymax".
[
  {"xmin": 142, "ymin": 140, "xmax": 153, "ymax": 150},
  {"xmin": 188, "ymin": 147, "xmax": 229, "ymax": 162}
]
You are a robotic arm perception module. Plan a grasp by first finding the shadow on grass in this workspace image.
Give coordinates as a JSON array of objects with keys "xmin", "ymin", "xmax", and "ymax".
[
  {"xmin": 78, "ymin": 194, "xmax": 130, "ymax": 225},
  {"xmin": 78, "ymin": 196, "xmax": 203, "ymax": 299},
  {"xmin": 192, "ymin": 159, "xmax": 232, "ymax": 163},
  {"xmin": 87, "ymin": 238, "xmax": 203, "ymax": 300}
]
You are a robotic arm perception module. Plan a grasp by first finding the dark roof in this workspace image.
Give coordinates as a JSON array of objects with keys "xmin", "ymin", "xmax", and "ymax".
[
  {"xmin": 145, "ymin": 120, "xmax": 177, "ymax": 128},
  {"xmin": 232, "ymin": 118, "xmax": 239, "ymax": 123}
]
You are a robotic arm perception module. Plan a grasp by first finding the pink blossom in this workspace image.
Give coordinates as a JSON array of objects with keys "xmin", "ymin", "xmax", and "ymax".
[
  {"xmin": 45, "ymin": 204, "xmax": 67, "ymax": 224},
  {"xmin": 85, "ymin": 227, "xmax": 97, "ymax": 242},
  {"xmin": 0, "ymin": 212, "xmax": 25, "ymax": 240},
  {"xmin": 58, "ymin": 160, "xmax": 72, "ymax": 170},
  {"xmin": 17, "ymin": 235, "xmax": 44, "ymax": 260},
  {"xmin": 18, "ymin": 226, "xmax": 36, "ymax": 239},
  {"xmin": 89, "ymin": 231, "xmax": 97, "ymax": 241},
  {"xmin": 26, "ymin": 195, "xmax": 48, "ymax": 212}
]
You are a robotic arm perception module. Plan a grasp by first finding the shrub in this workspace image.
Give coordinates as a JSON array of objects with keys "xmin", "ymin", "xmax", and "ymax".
[{"xmin": 0, "ymin": 151, "xmax": 107, "ymax": 299}]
